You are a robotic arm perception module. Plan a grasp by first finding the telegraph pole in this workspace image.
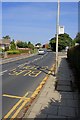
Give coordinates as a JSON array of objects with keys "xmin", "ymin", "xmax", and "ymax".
[{"xmin": 55, "ymin": 0, "xmax": 60, "ymax": 74}]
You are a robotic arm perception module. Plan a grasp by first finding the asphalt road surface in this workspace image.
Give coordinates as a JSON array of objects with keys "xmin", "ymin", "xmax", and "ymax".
[{"xmin": 2, "ymin": 52, "xmax": 55, "ymax": 118}]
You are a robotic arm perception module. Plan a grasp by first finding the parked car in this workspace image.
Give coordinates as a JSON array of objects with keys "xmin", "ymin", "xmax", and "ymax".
[{"xmin": 38, "ymin": 49, "xmax": 45, "ymax": 55}]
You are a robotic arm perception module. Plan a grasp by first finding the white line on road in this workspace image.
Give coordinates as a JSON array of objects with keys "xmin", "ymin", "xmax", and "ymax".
[{"xmin": 0, "ymin": 70, "xmax": 8, "ymax": 76}]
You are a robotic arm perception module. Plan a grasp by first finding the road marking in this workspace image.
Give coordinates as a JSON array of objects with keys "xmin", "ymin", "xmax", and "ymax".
[
  {"xmin": 23, "ymin": 70, "xmax": 31, "ymax": 76},
  {"xmin": 11, "ymin": 99, "xmax": 30, "ymax": 119},
  {"xmin": 9, "ymin": 68, "xmax": 16, "ymax": 71},
  {"xmin": 4, "ymin": 64, "xmax": 55, "ymax": 119},
  {"xmin": 35, "ymin": 71, "xmax": 42, "ymax": 77},
  {"xmin": 3, "ymin": 94, "xmax": 22, "ymax": 99},
  {"xmin": 9, "ymin": 65, "xmax": 44, "ymax": 77},
  {"xmin": 0, "ymin": 70, "xmax": 8, "ymax": 76},
  {"xmin": 18, "ymin": 63, "xmax": 27, "ymax": 68},
  {"xmin": 29, "ymin": 70, "xmax": 41, "ymax": 77},
  {"xmin": 3, "ymin": 92, "xmax": 29, "ymax": 119},
  {"xmin": 16, "ymin": 70, "xmax": 26, "ymax": 76}
]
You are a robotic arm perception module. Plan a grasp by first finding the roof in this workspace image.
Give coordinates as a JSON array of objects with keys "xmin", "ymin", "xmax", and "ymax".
[{"xmin": 0, "ymin": 39, "xmax": 11, "ymax": 44}]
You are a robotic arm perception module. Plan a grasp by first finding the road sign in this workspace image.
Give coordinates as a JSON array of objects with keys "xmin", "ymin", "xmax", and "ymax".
[{"xmin": 59, "ymin": 26, "xmax": 64, "ymax": 34}]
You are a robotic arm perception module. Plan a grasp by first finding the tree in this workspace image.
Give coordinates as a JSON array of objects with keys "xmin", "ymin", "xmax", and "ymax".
[
  {"xmin": 10, "ymin": 39, "xmax": 16, "ymax": 50},
  {"xmin": 17, "ymin": 41, "xmax": 34, "ymax": 49},
  {"xmin": 74, "ymin": 32, "xmax": 80, "ymax": 44},
  {"xmin": 49, "ymin": 33, "xmax": 73, "ymax": 51},
  {"xmin": 17, "ymin": 41, "xmax": 24, "ymax": 48},
  {"xmin": 28, "ymin": 41, "xmax": 34, "ymax": 50},
  {"xmin": 3, "ymin": 35, "xmax": 10, "ymax": 39},
  {"xmin": 35, "ymin": 43, "xmax": 41, "ymax": 46},
  {"xmin": 23, "ymin": 42, "xmax": 28, "ymax": 48},
  {"xmin": 17, "ymin": 41, "xmax": 28, "ymax": 48}
]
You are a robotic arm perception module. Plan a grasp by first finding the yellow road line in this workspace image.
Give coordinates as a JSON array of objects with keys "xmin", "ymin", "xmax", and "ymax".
[
  {"xmin": 3, "ymin": 64, "xmax": 55, "ymax": 119},
  {"xmin": 3, "ymin": 92, "xmax": 29, "ymax": 119},
  {"xmin": 11, "ymin": 99, "xmax": 30, "ymax": 119},
  {"xmin": 3, "ymin": 99, "xmax": 23, "ymax": 119},
  {"xmin": 9, "ymin": 68, "xmax": 16, "ymax": 71},
  {"xmin": 10, "ymin": 92, "xmax": 30, "ymax": 119},
  {"xmin": 3, "ymin": 94, "xmax": 22, "ymax": 99},
  {"xmin": 16, "ymin": 70, "xmax": 26, "ymax": 76},
  {"xmin": 35, "ymin": 71, "xmax": 41, "ymax": 77},
  {"xmin": 9, "ymin": 73, "xmax": 49, "ymax": 119},
  {"xmin": 23, "ymin": 70, "xmax": 31, "ymax": 76}
]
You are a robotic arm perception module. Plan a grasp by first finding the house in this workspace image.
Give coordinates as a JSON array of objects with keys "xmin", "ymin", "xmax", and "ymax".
[
  {"xmin": 0, "ymin": 38, "xmax": 11, "ymax": 50},
  {"xmin": 35, "ymin": 43, "xmax": 42, "ymax": 49},
  {"xmin": 42, "ymin": 44, "xmax": 49, "ymax": 49}
]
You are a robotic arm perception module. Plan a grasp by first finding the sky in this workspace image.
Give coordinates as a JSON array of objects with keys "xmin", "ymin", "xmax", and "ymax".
[
  {"xmin": 2, "ymin": 0, "xmax": 78, "ymax": 2},
  {"xmin": 2, "ymin": 2, "xmax": 78, "ymax": 45}
]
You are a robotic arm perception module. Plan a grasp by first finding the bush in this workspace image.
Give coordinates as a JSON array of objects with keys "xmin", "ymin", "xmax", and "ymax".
[
  {"xmin": 67, "ymin": 45, "xmax": 80, "ymax": 91},
  {"xmin": 7, "ymin": 50, "xmax": 20, "ymax": 54},
  {"xmin": 18, "ymin": 49, "xmax": 29, "ymax": 54}
]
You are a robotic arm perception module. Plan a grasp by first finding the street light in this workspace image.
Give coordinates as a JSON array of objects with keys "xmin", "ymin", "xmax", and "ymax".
[{"xmin": 55, "ymin": 0, "xmax": 60, "ymax": 74}]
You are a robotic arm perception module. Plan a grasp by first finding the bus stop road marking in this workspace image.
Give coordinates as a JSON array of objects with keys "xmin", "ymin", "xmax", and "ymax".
[
  {"xmin": 3, "ymin": 94, "xmax": 23, "ymax": 99},
  {"xmin": 3, "ymin": 92, "xmax": 29, "ymax": 119}
]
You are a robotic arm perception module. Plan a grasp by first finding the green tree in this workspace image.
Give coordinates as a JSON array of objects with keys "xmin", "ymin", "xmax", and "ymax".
[
  {"xmin": 74, "ymin": 32, "xmax": 80, "ymax": 44},
  {"xmin": 49, "ymin": 33, "xmax": 73, "ymax": 51},
  {"xmin": 3, "ymin": 35, "xmax": 10, "ymax": 39},
  {"xmin": 28, "ymin": 41, "xmax": 34, "ymax": 50},
  {"xmin": 23, "ymin": 42, "xmax": 28, "ymax": 48},
  {"xmin": 35, "ymin": 43, "xmax": 41, "ymax": 46},
  {"xmin": 10, "ymin": 39, "xmax": 16, "ymax": 50},
  {"xmin": 17, "ymin": 41, "xmax": 23, "ymax": 48}
]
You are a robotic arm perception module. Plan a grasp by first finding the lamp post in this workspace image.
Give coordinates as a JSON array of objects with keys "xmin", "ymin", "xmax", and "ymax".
[{"xmin": 55, "ymin": 0, "xmax": 60, "ymax": 74}]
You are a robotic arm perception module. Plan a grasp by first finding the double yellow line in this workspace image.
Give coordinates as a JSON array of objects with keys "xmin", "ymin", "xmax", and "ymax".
[
  {"xmin": 3, "ymin": 92, "xmax": 29, "ymax": 119},
  {"xmin": 3, "ymin": 64, "xmax": 55, "ymax": 119}
]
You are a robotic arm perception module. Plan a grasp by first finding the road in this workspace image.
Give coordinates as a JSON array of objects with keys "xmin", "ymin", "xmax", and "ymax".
[{"xmin": 2, "ymin": 52, "xmax": 55, "ymax": 118}]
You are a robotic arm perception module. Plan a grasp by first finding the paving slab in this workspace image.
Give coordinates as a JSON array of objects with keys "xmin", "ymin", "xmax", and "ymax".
[
  {"xmin": 57, "ymin": 85, "xmax": 72, "ymax": 92},
  {"xmin": 58, "ymin": 106, "xmax": 76, "ymax": 117},
  {"xmin": 41, "ymin": 105, "xmax": 58, "ymax": 115},
  {"xmin": 59, "ymin": 92, "xmax": 74, "ymax": 99},
  {"xmin": 58, "ymin": 80, "xmax": 71, "ymax": 86},
  {"xmin": 24, "ymin": 54, "xmax": 79, "ymax": 119}
]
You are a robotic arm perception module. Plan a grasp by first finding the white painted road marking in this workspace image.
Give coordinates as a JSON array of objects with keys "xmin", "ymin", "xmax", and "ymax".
[{"xmin": 0, "ymin": 70, "xmax": 8, "ymax": 76}]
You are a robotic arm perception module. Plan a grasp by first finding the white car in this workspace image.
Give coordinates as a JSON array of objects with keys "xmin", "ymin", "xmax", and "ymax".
[{"xmin": 38, "ymin": 49, "xmax": 45, "ymax": 55}]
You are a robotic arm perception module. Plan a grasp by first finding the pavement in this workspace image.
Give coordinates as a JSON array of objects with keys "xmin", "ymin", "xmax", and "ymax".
[{"xmin": 23, "ymin": 53, "xmax": 80, "ymax": 119}]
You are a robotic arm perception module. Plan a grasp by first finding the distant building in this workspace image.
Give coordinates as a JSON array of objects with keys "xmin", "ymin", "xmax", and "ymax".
[
  {"xmin": 42, "ymin": 44, "xmax": 49, "ymax": 49},
  {"xmin": 15, "ymin": 40, "xmax": 21, "ymax": 44},
  {"xmin": 35, "ymin": 44, "xmax": 41, "ymax": 49},
  {"xmin": 0, "ymin": 38, "xmax": 11, "ymax": 50}
]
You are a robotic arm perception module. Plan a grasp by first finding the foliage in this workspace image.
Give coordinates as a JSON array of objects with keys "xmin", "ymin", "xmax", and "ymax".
[
  {"xmin": 28, "ymin": 41, "xmax": 34, "ymax": 50},
  {"xmin": 3, "ymin": 35, "xmax": 11, "ymax": 39},
  {"xmin": 74, "ymin": 32, "xmax": 80, "ymax": 44},
  {"xmin": 49, "ymin": 33, "xmax": 73, "ymax": 51},
  {"xmin": 10, "ymin": 39, "xmax": 16, "ymax": 50},
  {"xmin": 67, "ymin": 45, "xmax": 80, "ymax": 91},
  {"xmin": 0, "ymin": 47, "xmax": 2, "ymax": 52},
  {"xmin": 18, "ymin": 49, "xmax": 29, "ymax": 54},
  {"xmin": 17, "ymin": 41, "xmax": 28, "ymax": 48},
  {"xmin": 17, "ymin": 41, "xmax": 34, "ymax": 49},
  {"xmin": 7, "ymin": 50, "xmax": 20, "ymax": 54},
  {"xmin": 35, "ymin": 43, "xmax": 41, "ymax": 46},
  {"xmin": 5, "ymin": 47, "xmax": 9, "ymax": 51}
]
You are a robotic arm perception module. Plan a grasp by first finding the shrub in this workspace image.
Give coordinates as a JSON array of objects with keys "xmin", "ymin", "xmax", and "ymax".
[
  {"xmin": 67, "ymin": 45, "xmax": 80, "ymax": 91},
  {"xmin": 18, "ymin": 49, "xmax": 29, "ymax": 54},
  {"xmin": 7, "ymin": 50, "xmax": 20, "ymax": 54}
]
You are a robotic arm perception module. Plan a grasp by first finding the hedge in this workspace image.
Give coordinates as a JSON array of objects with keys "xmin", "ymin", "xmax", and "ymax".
[
  {"xmin": 7, "ymin": 50, "xmax": 20, "ymax": 54},
  {"xmin": 67, "ymin": 45, "xmax": 80, "ymax": 91}
]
